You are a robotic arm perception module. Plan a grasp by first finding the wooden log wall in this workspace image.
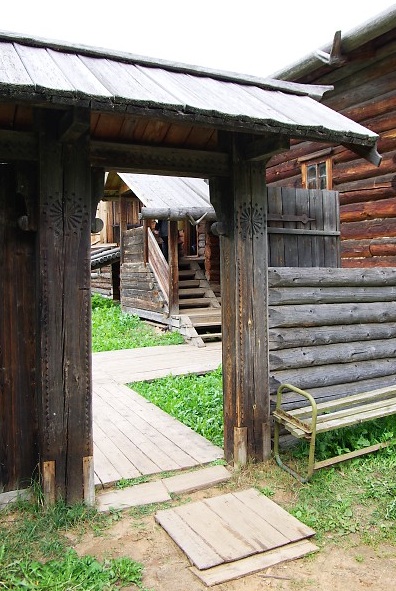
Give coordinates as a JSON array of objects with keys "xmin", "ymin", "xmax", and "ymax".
[
  {"xmin": 266, "ymin": 29, "xmax": 396, "ymax": 268},
  {"xmin": 91, "ymin": 265, "xmax": 113, "ymax": 297},
  {"xmin": 268, "ymin": 267, "xmax": 396, "ymax": 409},
  {"xmin": 121, "ymin": 226, "xmax": 168, "ymax": 315}
]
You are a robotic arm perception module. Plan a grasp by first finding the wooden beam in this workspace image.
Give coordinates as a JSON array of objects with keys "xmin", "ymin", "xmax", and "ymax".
[
  {"xmin": 140, "ymin": 206, "xmax": 216, "ymax": 221},
  {"xmin": 244, "ymin": 136, "xmax": 290, "ymax": 162},
  {"xmin": 58, "ymin": 108, "xmax": 91, "ymax": 143},
  {"xmin": 90, "ymin": 141, "xmax": 231, "ymax": 177},
  {"xmin": 0, "ymin": 130, "xmax": 37, "ymax": 161}
]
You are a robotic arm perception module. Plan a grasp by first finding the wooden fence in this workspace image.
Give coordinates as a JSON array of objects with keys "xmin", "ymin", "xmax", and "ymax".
[
  {"xmin": 267, "ymin": 188, "xmax": 340, "ymax": 268},
  {"xmin": 268, "ymin": 267, "xmax": 396, "ymax": 408}
]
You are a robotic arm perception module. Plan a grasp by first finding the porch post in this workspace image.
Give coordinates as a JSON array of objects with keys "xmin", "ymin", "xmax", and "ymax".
[
  {"xmin": 36, "ymin": 108, "xmax": 93, "ymax": 504},
  {"xmin": 168, "ymin": 220, "xmax": 179, "ymax": 316},
  {"xmin": 211, "ymin": 135, "xmax": 270, "ymax": 464}
]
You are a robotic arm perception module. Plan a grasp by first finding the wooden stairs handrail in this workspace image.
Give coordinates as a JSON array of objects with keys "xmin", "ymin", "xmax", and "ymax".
[{"xmin": 148, "ymin": 228, "xmax": 169, "ymax": 302}]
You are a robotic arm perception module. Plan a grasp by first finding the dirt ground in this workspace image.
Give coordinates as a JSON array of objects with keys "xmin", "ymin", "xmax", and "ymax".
[{"xmin": 72, "ymin": 479, "xmax": 396, "ymax": 591}]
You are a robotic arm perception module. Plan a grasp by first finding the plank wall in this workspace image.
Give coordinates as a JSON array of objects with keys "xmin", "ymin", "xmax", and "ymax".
[
  {"xmin": 120, "ymin": 227, "xmax": 168, "ymax": 315},
  {"xmin": 266, "ymin": 29, "xmax": 396, "ymax": 268},
  {"xmin": 268, "ymin": 267, "xmax": 396, "ymax": 409}
]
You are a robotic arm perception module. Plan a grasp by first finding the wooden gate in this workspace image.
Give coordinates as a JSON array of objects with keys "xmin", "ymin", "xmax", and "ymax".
[{"xmin": 267, "ymin": 188, "xmax": 340, "ymax": 267}]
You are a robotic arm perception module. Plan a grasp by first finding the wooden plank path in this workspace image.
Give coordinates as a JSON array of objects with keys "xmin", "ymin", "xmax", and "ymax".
[{"xmin": 92, "ymin": 342, "xmax": 223, "ymax": 487}]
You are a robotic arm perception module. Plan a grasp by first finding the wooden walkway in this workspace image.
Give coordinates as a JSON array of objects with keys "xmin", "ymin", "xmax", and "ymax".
[{"xmin": 92, "ymin": 342, "xmax": 223, "ymax": 487}]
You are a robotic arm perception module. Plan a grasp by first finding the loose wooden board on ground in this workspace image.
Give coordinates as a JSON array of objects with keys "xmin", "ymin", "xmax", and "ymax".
[{"xmin": 155, "ymin": 487, "xmax": 317, "ymax": 585}]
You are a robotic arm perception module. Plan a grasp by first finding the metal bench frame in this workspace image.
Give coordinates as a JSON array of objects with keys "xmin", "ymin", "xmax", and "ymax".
[{"xmin": 273, "ymin": 383, "xmax": 396, "ymax": 483}]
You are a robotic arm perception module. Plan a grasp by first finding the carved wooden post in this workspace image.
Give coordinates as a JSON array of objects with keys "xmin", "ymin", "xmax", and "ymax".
[
  {"xmin": 36, "ymin": 108, "xmax": 93, "ymax": 504},
  {"xmin": 119, "ymin": 194, "xmax": 127, "ymax": 263},
  {"xmin": 211, "ymin": 135, "xmax": 270, "ymax": 464},
  {"xmin": 168, "ymin": 220, "xmax": 179, "ymax": 316}
]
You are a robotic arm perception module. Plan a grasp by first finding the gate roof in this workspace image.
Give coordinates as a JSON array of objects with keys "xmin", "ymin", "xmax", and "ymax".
[{"xmin": 0, "ymin": 31, "xmax": 379, "ymax": 160}]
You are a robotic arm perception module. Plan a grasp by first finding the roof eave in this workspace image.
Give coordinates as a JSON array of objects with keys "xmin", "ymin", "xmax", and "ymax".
[{"xmin": 272, "ymin": 5, "xmax": 396, "ymax": 81}]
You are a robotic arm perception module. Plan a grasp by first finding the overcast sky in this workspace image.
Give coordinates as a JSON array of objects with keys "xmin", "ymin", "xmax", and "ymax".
[{"xmin": 2, "ymin": 1, "xmax": 395, "ymax": 77}]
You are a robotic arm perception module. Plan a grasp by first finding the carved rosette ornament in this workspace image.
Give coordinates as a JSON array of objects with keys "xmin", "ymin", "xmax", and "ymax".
[
  {"xmin": 238, "ymin": 203, "xmax": 265, "ymax": 240},
  {"xmin": 43, "ymin": 193, "xmax": 89, "ymax": 236}
]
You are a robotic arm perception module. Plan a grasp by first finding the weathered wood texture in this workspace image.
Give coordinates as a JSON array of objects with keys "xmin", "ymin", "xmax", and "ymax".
[
  {"xmin": 36, "ymin": 109, "xmax": 92, "ymax": 503},
  {"xmin": 267, "ymin": 29, "xmax": 396, "ymax": 268},
  {"xmin": 267, "ymin": 187, "xmax": 340, "ymax": 267},
  {"xmin": 211, "ymin": 135, "xmax": 270, "ymax": 463},
  {"xmin": 0, "ymin": 163, "xmax": 38, "ymax": 493},
  {"xmin": 268, "ymin": 267, "xmax": 396, "ymax": 409},
  {"xmin": 91, "ymin": 265, "xmax": 113, "ymax": 297},
  {"xmin": 120, "ymin": 227, "xmax": 168, "ymax": 315}
]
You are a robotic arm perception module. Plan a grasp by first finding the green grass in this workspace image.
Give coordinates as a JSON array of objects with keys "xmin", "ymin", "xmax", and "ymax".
[
  {"xmin": 91, "ymin": 294, "xmax": 184, "ymax": 352},
  {"xmin": 129, "ymin": 366, "xmax": 224, "ymax": 447},
  {"xmin": 0, "ymin": 494, "xmax": 150, "ymax": 590}
]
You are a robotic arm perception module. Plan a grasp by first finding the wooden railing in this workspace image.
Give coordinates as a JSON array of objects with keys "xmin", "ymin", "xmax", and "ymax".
[{"xmin": 147, "ymin": 228, "xmax": 169, "ymax": 301}]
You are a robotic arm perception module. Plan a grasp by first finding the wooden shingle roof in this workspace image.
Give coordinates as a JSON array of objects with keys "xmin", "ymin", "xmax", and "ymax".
[{"xmin": 0, "ymin": 30, "xmax": 380, "ymax": 157}]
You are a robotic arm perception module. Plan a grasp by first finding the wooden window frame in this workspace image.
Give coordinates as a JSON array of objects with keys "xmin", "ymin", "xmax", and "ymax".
[{"xmin": 299, "ymin": 148, "xmax": 333, "ymax": 190}]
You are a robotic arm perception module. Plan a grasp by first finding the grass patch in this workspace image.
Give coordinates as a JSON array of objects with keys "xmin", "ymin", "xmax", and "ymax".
[
  {"xmin": 91, "ymin": 293, "xmax": 184, "ymax": 352},
  {"xmin": 0, "ymin": 493, "xmax": 149, "ymax": 589},
  {"xmin": 129, "ymin": 366, "xmax": 223, "ymax": 447}
]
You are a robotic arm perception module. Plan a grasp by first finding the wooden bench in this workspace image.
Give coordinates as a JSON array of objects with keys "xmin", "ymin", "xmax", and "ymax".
[{"xmin": 273, "ymin": 383, "xmax": 396, "ymax": 482}]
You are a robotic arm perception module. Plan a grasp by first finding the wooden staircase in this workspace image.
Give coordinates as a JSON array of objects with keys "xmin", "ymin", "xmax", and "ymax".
[{"xmin": 176, "ymin": 258, "xmax": 222, "ymax": 347}]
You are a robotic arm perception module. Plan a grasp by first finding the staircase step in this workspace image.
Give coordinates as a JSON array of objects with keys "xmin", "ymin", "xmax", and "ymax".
[
  {"xmin": 179, "ymin": 288, "xmax": 207, "ymax": 297},
  {"xmin": 201, "ymin": 332, "xmax": 222, "ymax": 341},
  {"xmin": 178, "ymin": 269, "xmax": 196, "ymax": 278},
  {"xmin": 193, "ymin": 320, "xmax": 222, "ymax": 328},
  {"xmin": 187, "ymin": 310, "xmax": 221, "ymax": 320},
  {"xmin": 179, "ymin": 299, "xmax": 212, "ymax": 309},
  {"xmin": 178, "ymin": 280, "xmax": 201, "ymax": 288}
]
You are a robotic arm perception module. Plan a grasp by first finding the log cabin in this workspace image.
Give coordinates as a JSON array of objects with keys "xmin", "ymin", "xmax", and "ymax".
[
  {"xmin": 0, "ymin": 30, "xmax": 379, "ymax": 502},
  {"xmin": 268, "ymin": 5, "xmax": 396, "ymax": 268}
]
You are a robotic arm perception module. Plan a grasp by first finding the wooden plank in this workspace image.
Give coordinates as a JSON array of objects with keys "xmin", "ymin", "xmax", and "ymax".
[
  {"xmin": 155, "ymin": 508, "xmax": 224, "ymax": 570},
  {"xmin": 296, "ymin": 188, "xmax": 313, "ymax": 267},
  {"xmin": 93, "ymin": 422, "xmax": 142, "ymax": 479},
  {"xmin": 115, "ymin": 386, "xmax": 222, "ymax": 464},
  {"xmin": 97, "ymin": 480, "xmax": 171, "ymax": 512},
  {"xmin": 290, "ymin": 385, "xmax": 396, "ymax": 417},
  {"xmin": 94, "ymin": 388, "xmax": 180, "ymax": 471},
  {"xmin": 0, "ymin": 489, "xmax": 31, "ymax": 509},
  {"xmin": 267, "ymin": 186, "xmax": 285, "ymax": 266},
  {"xmin": 233, "ymin": 489, "xmax": 315, "ymax": 540},
  {"xmin": 190, "ymin": 540, "xmax": 318, "ymax": 586},
  {"xmin": 282, "ymin": 187, "xmax": 299, "ymax": 266},
  {"xmin": 94, "ymin": 388, "xmax": 177, "ymax": 473},
  {"xmin": 163, "ymin": 465, "xmax": 231, "ymax": 495},
  {"xmin": 173, "ymin": 501, "xmax": 257, "ymax": 562},
  {"xmin": 204, "ymin": 493, "xmax": 290, "ymax": 551},
  {"xmin": 316, "ymin": 401, "xmax": 396, "ymax": 432},
  {"xmin": 93, "ymin": 443, "xmax": 123, "ymax": 487}
]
